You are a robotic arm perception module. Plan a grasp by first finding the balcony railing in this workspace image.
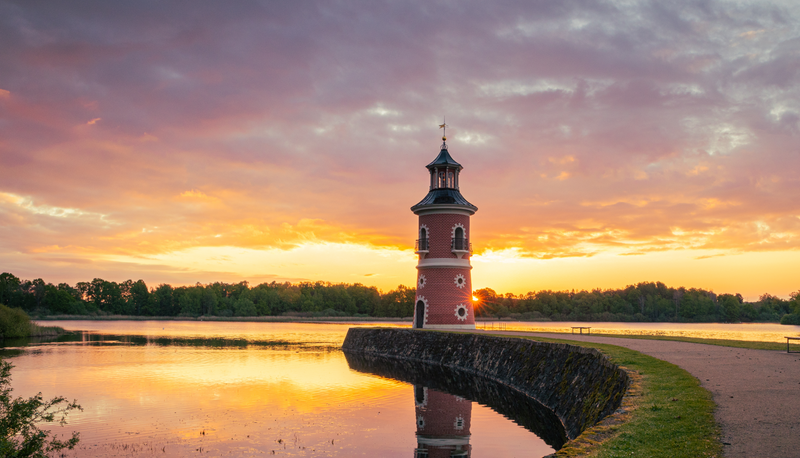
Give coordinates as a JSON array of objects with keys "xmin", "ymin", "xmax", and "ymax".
[
  {"xmin": 415, "ymin": 238, "xmax": 429, "ymax": 253},
  {"xmin": 451, "ymin": 237, "xmax": 472, "ymax": 255}
]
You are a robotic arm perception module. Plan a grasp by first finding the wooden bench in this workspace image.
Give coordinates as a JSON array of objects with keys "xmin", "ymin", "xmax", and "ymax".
[
  {"xmin": 571, "ymin": 326, "xmax": 591, "ymax": 335},
  {"xmin": 786, "ymin": 337, "xmax": 800, "ymax": 353}
]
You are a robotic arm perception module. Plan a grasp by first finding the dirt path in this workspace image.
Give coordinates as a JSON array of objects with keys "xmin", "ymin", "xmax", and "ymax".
[{"xmin": 476, "ymin": 330, "xmax": 800, "ymax": 458}]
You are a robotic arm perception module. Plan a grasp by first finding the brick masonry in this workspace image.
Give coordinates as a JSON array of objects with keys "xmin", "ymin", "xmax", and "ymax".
[
  {"xmin": 418, "ymin": 213, "xmax": 471, "ymax": 259},
  {"xmin": 416, "ymin": 267, "xmax": 474, "ymax": 326},
  {"xmin": 416, "ymin": 213, "xmax": 475, "ymax": 328}
]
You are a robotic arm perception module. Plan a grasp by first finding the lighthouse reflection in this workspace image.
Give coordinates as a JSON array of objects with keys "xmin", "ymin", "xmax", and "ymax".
[
  {"xmin": 344, "ymin": 352, "xmax": 568, "ymax": 452},
  {"xmin": 414, "ymin": 385, "xmax": 472, "ymax": 457}
]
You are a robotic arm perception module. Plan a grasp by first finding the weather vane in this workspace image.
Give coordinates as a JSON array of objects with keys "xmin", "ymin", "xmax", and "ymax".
[{"xmin": 439, "ymin": 117, "xmax": 447, "ymax": 140}]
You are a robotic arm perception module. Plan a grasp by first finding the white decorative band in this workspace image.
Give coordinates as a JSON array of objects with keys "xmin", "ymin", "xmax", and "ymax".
[
  {"xmin": 412, "ymin": 207, "xmax": 476, "ymax": 216},
  {"xmin": 422, "ymin": 324, "xmax": 476, "ymax": 330},
  {"xmin": 416, "ymin": 258, "xmax": 472, "ymax": 269},
  {"xmin": 416, "ymin": 436, "xmax": 471, "ymax": 446}
]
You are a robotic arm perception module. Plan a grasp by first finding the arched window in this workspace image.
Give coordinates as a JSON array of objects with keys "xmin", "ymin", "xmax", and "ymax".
[
  {"xmin": 453, "ymin": 227, "xmax": 465, "ymax": 251},
  {"xmin": 415, "ymin": 385, "xmax": 425, "ymax": 405}
]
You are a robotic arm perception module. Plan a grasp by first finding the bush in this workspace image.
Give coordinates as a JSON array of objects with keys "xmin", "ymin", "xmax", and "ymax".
[
  {"xmin": 780, "ymin": 313, "xmax": 800, "ymax": 325},
  {"xmin": 0, "ymin": 359, "xmax": 81, "ymax": 457},
  {"xmin": 0, "ymin": 305, "xmax": 32, "ymax": 339}
]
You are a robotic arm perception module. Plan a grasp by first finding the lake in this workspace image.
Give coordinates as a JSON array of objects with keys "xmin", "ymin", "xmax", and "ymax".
[
  {"xmin": 4, "ymin": 321, "xmax": 557, "ymax": 457},
  {"xmin": 7, "ymin": 320, "xmax": 796, "ymax": 457}
]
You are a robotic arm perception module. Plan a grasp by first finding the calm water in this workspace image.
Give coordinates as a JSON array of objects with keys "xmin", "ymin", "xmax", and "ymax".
[
  {"xmin": 478, "ymin": 321, "xmax": 800, "ymax": 343},
  {"xmin": 5, "ymin": 321, "xmax": 557, "ymax": 457}
]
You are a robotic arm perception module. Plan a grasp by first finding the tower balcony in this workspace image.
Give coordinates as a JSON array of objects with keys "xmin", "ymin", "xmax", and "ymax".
[
  {"xmin": 451, "ymin": 237, "xmax": 472, "ymax": 258},
  {"xmin": 415, "ymin": 238, "xmax": 430, "ymax": 254}
]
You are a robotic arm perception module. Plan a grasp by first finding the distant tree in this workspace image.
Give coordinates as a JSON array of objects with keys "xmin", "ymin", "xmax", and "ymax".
[
  {"xmin": 472, "ymin": 288, "xmax": 498, "ymax": 317},
  {"xmin": 30, "ymin": 279, "xmax": 46, "ymax": 311},
  {"xmin": 41, "ymin": 284, "xmax": 78, "ymax": 315},
  {"xmin": 128, "ymin": 280, "xmax": 150, "ymax": 315},
  {"xmin": 233, "ymin": 298, "xmax": 257, "ymax": 317},
  {"xmin": 375, "ymin": 285, "xmax": 415, "ymax": 317},
  {"xmin": 719, "ymin": 294, "xmax": 741, "ymax": 322},
  {"xmin": 0, "ymin": 273, "xmax": 22, "ymax": 306},
  {"xmin": 789, "ymin": 291, "xmax": 800, "ymax": 314},
  {"xmin": 779, "ymin": 291, "xmax": 800, "ymax": 325},
  {"xmin": 200, "ymin": 288, "xmax": 218, "ymax": 316},
  {"xmin": 149, "ymin": 284, "xmax": 175, "ymax": 316},
  {"xmin": 348, "ymin": 284, "xmax": 380, "ymax": 316}
]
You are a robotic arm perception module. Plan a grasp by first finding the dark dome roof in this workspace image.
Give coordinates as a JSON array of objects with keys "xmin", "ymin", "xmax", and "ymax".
[
  {"xmin": 426, "ymin": 145, "xmax": 462, "ymax": 170},
  {"xmin": 411, "ymin": 189, "xmax": 477, "ymax": 212}
]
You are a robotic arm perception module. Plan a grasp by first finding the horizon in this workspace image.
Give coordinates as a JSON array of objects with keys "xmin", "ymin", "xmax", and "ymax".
[{"xmin": 2, "ymin": 1, "xmax": 799, "ymax": 302}]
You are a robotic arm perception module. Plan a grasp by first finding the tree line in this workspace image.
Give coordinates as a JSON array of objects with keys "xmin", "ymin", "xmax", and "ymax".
[
  {"xmin": 474, "ymin": 282, "xmax": 800, "ymax": 324},
  {"xmin": 1, "ymin": 272, "xmax": 798, "ymax": 323},
  {"xmin": 0, "ymin": 272, "xmax": 415, "ymax": 318}
]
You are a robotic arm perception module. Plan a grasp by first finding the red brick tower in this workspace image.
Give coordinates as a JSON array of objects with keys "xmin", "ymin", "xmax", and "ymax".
[
  {"xmin": 411, "ymin": 125, "xmax": 478, "ymax": 330},
  {"xmin": 413, "ymin": 386, "xmax": 472, "ymax": 457}
]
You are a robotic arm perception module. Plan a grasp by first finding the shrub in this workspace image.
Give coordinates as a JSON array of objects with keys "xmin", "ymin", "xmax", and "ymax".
[
  {"xmin": 0, "ymin": 359, "xmax": 81, "ymax": 457},
  {"xmin": 780, "ymin": 313, "xmax": 800, "ymax": 325},
  {"xmin": 0, "ymin": 305, "xmax": 33, "ymax": 340}
]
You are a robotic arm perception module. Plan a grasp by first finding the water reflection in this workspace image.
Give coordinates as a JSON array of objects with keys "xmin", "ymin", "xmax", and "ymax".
[
  {"xmin": 345, "ymin": 353, "xmax": 567, "ymax": 450},
  {"xmin": 4, "ymin": 322, "xmax": 555, "ymax": 457},
  {"xmin": 414, "ymin": 386, "xmax": 471, "ymax": 458},
  {"xmin": 4, "ymin": 331, "xmax": 297, "ymax": 349}
]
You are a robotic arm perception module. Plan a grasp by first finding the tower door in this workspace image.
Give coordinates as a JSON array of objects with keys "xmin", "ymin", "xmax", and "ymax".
[{"xmin": 414, "ymin": 300, "xmax": 425, "ymax": 328}]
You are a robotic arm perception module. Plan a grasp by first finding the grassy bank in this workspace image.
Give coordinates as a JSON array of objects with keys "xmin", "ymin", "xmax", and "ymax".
[
  {"xmin": 524, "ymin": 331, "xmax": 799, "ymax": 352},
  {"xmin": 515, "ymin": 335, "xmax": 721, "ymax": 457}
]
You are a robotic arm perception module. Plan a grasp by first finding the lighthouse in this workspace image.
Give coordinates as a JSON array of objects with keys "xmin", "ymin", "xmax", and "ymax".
[{"xmin": 411, "ymin": 125, "xmax": 478, "ymax": 330}]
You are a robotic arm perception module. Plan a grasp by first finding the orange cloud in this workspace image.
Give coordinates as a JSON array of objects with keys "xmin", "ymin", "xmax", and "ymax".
[{"xmin": 1, "ymin": 1, "xmax": 799, "ymax": 298}]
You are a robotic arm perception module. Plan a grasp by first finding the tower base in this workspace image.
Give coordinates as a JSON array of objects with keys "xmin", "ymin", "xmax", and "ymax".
[{"xmin": 419, "ymin": 324, "xmax": 476, "ymax": 330}]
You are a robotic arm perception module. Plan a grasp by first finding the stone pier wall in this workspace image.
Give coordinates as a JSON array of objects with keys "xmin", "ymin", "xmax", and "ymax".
[{"xmin": 341, "ymin": 328, "xmax": 628, "ymax": 440}]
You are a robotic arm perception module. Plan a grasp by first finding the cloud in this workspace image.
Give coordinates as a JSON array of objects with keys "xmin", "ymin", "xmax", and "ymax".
[{"xmin": 0, "ymin": 0, "xmax": 799, "ymax": 291}]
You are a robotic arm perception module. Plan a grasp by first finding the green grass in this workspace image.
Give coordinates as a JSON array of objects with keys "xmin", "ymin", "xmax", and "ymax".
[{"xmin": 490, "ymin": 334, "xmax": 722, "ymax": 457}]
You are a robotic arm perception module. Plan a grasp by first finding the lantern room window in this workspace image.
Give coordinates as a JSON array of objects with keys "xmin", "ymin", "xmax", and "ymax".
[{"xmin": 431, "ymin": 167, "xmax": 459, "ymax": 190}]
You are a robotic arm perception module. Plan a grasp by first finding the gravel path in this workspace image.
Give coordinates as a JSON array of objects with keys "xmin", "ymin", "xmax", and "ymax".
[{"xmin": 476, "ymin": 330, "xmax": 800, "ymax": 458}]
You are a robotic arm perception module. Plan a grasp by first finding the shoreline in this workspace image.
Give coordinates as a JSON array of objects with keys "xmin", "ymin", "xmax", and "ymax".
[
  {"xmin": 30, "ymin": 314, "xmax": 788, "ymax": 325},
  {"xmin": 33, "ymin": 315, "xmax": 413, "ymax": 323}
]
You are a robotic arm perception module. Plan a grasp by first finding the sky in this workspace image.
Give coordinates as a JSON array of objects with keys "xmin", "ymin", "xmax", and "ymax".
[{"xmin": 1, "ymin": 0, "xmax": 798, "ymax": 299}]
